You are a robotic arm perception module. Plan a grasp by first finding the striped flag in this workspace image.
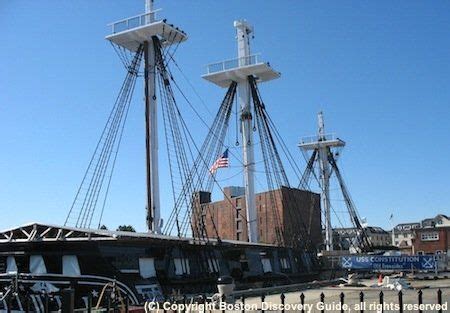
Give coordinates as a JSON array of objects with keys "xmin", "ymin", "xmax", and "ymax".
[{"xmin": 209, "ymin": 149, "xmax": 229, "ymax": 174}]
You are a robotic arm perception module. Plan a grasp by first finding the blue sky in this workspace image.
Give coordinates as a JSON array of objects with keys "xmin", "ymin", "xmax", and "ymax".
[{"xmin": 0, "ymin": 1, "xmax": 449, "ymax": 232}]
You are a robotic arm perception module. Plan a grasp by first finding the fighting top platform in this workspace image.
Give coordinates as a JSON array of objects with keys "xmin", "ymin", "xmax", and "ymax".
[{"xmin": 106, "ymin": 10, "xmax": 187, "ymax": 52}]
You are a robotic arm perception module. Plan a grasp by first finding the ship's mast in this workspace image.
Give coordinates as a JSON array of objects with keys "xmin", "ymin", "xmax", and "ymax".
[
  {"xmin": 317, "ymin": 112, "xmax": 333, "ymax": 251},
  {"xmin": 106, "ymin": 0, "xmax": 187, "ymax": 233},
  {"xmin": 202, "ymin": 21, "xmax": 280, "ymax": 243},
  {"xmin": 235, "ymin": 21, "xmax": 258, "ymax": 243},
  {"xmin": 299, "ymin": 112, "xmax": 345, "ymax": 251},
  {"xmin": 143, "ymin": 0, "xmax": 160, "ymax": 233}
]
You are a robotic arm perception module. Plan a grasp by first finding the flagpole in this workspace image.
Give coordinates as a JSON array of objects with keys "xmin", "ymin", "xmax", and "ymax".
[{"xmin": 389, "ymin": 213, "xmax": 395, "ymax": 246}]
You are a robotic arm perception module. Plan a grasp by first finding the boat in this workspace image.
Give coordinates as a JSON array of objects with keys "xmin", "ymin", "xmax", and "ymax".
[{"xmin": 0, "ymin": 1, "xmax": 320, "ymax": 310}]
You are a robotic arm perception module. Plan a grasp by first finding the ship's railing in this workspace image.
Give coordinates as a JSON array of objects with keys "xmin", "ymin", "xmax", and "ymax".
[
  {"xmin": 205, "ymin": 54, "xmax": 262, "ymax": 74},
  {"xmin": 108, "ymin": 10, "xmax": 161, "ymax": 34},
  {"xmin": 300, "ymin": 133, "xmax": 339, "ymax": 145}
]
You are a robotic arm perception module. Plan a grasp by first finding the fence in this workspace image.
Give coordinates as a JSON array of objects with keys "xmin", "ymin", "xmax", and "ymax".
[
  {"xmin": 156, "ymin": 289, "xmax": 445, "ymax": 313},
  {"xmin": 0, "ymin": 288, "xmax": 446, "ymax": 312},
  {"xmin": 220, "ymin": 289, "xmax": 445, "ymax": 313}
]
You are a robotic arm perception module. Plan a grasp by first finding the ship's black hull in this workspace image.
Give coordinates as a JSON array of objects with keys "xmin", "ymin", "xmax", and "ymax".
[{"xmin": 0, "ymin": 223, "xmax": 318, "ymax": 310}]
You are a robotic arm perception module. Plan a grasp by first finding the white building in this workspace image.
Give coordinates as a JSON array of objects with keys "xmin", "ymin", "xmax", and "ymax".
[{"xmin": 392, "ymin": 222, "xmax": 420, "ymax": 254}]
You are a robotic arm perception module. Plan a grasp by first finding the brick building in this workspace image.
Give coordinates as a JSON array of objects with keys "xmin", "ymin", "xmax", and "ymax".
[
  {"xmin": 412, "ymin": 226, "xmax": 450, "ymax": 256},
  {"xmin": 192, "ymin": 186, "xmax": 322, "ymax": 248}
]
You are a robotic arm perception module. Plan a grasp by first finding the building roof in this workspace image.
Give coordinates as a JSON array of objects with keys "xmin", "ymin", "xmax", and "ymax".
[
  {"xmin": 394, "ymin": 222, "xmax": 421, "ymax": 232},
  {"xmin": 334, "ymin": 226, "xmax": 389, "ymax": 235},
  {"xmin": 367, "ymin": 226, "xmax": 389, "ymax": 234},
  {"xmin": 421, "ymin": 214, "xmax": 450, "ymax": 228},
  {"xmin": 414, "ymin": 225, "xmax": 450, "ymax": 232}
]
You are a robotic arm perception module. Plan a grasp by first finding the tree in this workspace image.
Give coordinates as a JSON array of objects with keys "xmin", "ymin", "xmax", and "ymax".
[
  {"xmin": 99, "ymin": 225, "xmax": 108, "ymax": 230},
  {"xmin": 116, "ymin": 225, "xmax": 136, "ymax": 232}
]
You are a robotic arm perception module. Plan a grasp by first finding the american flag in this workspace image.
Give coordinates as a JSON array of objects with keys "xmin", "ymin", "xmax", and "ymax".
[{"xmin": 209, "ymin": 149, "xmax": 229, "ymax": 174}]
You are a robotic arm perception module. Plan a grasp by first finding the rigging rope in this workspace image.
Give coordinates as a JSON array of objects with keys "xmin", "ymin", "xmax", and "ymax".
[
  {"xmin": 327, "ymin": 150, "xmax": 373, "ymax": 252},
  {"xmin": 249, "ymin": 76, "xmax": 315, "ymax": 251},
  {"xmin": 64, "ymin": 46, "xmax": 143, "ymax": 229}
]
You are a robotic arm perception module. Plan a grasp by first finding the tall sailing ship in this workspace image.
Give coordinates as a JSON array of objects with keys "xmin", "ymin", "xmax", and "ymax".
[{"xmin": 0, "ymin": 1, "xmax": 322, "ymax": 310}]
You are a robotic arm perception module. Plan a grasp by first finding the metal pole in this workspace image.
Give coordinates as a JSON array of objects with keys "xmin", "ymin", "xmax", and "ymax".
[
  {"xmin": 437, "ymin": 289, "xmax": 442, "ymax": 313},
  {"xmin": 261, "ymin": 294, "xmax": 265, "ymax": 313},
  {"xmin": 417, "ymin": 290, "xmax": 422, "ymax": 313},
  {"xmin": 300, "ymin": 293, "xmax": 305, "ymax": 313},
  {"xmin": 144, "ymin": 0, "xmax": 160, "ymax": 233},
  {"xmin": 435, "ymin": 255, "xmax": 438, "ymax": 276},
  {"xmin": 379, "ymin": 291, "xmax": 384, "ymax": 313},
  {"xmin": 221, "ymin": 294, "xmax": 226, "ymax": 313},
  {"xmin": 320, "ymin": 292, "xmax": 325, "ymax": 313},
  {"xmin": 234, "ymin": 20, "xmax": 258, "ymax": 243},
  {"xmin": 340, "ymin": 292, "xmax": 345, "ymax": 313},
  {"xmin": 359, "ymin": 291, "xmax": 364, "ymax": 313}
]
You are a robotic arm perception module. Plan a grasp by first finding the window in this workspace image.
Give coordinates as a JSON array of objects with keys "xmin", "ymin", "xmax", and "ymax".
[
  {"xmin": 236, "ymin": 232, "xmax": 241, "ymax": 241},
  {"xmin": 236, "ymin": 221, "xmax": 242, "ymax": 231},
  {"xmin": 6, "ymin": 256, "xmax": 17, "ymax": 273},
  {"xmin": 29, "ymin": 255, "xmax": 47, "ymax": 274},
  {"xmin": 435, "ymin": 250, "xmax": 442, "ymax": 255},
  {"xmin": 207, "ymin": 257, "xmax": 219, "ymax": 273},
  {"xmin": 417, "ymin": 251, "xmax": 424, "ymax": 255},
  {"xmin": 261, "ymin": 258, "xmax": 272, "ymax": 273},
  {"xmin": 139, "ymin": 258, "xmax": 156, "ymax": 278},
  {"xmin": 174, "ymin": 258, "xmax": 190, "ymax": 275},
  {"xmin": 280, "ymin": 257, "xmax": 290, "ymax": 270},
  {"xmin": 421, "ymin": 232, "xmax": 439, "ymax": 241},
  {"xmin": 63, "ymin": 255, "xmax": 81, "ymax": 276},
  {"xmin": 236, "ymin": 209, "xmax": 241, "ymax": 219}
]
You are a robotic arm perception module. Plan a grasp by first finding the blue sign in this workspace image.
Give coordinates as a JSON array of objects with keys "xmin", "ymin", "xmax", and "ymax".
[{"xmin": 341, "ymin": 255, "xmax": 435, "ymax": 270}]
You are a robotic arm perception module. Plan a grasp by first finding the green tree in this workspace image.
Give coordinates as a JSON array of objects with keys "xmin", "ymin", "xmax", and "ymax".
[{"xmin": 116, "ymin": 225, "xmax": 136, "ymax": 232}]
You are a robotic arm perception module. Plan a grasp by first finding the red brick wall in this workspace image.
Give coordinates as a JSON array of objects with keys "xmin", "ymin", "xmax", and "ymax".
[
  {"xmin": 192, "ymin": 187, "xmax": 322, "ymax": 248},
  {"xmin": 280, "ymin": 187, "xmax": 322, "ymax": 248},
  {"xmin": 412, "ymin": 227, "xmax": 449, "ymax": 254}
]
